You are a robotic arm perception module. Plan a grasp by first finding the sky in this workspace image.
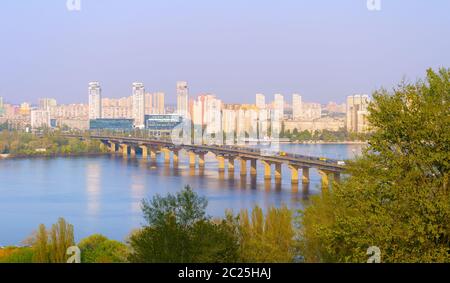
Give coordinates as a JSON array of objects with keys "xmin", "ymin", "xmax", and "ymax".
[{"xmin": 0, "ymin": 0, "xmax": 449, "ymax": 105}]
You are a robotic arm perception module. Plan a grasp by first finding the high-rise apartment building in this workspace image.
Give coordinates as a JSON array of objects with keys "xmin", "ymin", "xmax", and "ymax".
[
  {"xmin": 346, "ymin": 94, "xmax": 370, "ymax": 133},
  {"xmin": 88, "ymin": 82, "xmax": 102, "ymax": 119},
  {"xmin": 176, "ymin": 81, "xmax": 189, "ymax": 117},
  {"xmin": 274, "ymin": 93, "xmax": 284, "ymax": 115},
  {"xmin": 132, "ymin": 82, "xmax": 146, "ymax": 128},
  {"xmin": 152, "ymin": 92, "xmax": 165, "ymax": 114},
  {"xmin": 144, "ymin": 93, "xmax": 153, "ymax": 115},
  {"xmin": 203, "ymin": 95, "xmax": 222, "ymax": 136},
  {"xmin": 292, "ymin": 94, "xmax": 302, "ymax": 120},
  {"xmin": 256, "ymin": 93, "xmax": 266, "ymax": 109},
  {"xmin": 39, "ymin": 98, "xmax": 57, "ymax": 111}
]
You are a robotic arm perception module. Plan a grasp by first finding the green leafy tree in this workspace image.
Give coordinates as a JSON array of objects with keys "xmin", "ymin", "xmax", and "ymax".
[
  {"xmin": 49, "ymin": 218, "xmax": 75, "ymax": 263},
  {"xmin": 238, "ymin": 206, "xmax": 296, "ymax": 263},
  {"xmin": 299, "ymin": 68, "xmax": 450, "ymax": 262},
  {"xmin": 128, "ymin": 186, "xmax": 239, "ymax": 263},
  {"xmin": 78, "ymin": 234, "xmax": 129, "ymax": 263},
  {"xmin": 32, "ymin": 224, "xmax": 50, "ymax": 263}
]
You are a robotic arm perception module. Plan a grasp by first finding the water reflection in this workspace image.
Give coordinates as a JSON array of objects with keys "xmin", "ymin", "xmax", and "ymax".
[{"xmin": 86, "ymin": 163, "xmax": 101, "ymax": 216}]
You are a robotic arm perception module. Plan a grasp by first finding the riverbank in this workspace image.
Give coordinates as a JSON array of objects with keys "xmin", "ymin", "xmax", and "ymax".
[
  {"xmin": 285, "ymin": 140, "xmax": 368, "ymax": 145},
  {"xmin": 0, "ymin": 152, "xmax": 110, "ymax": 160}
]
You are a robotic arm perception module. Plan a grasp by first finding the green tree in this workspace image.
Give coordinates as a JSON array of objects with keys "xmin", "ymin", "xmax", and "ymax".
[
  {"xmin": 49, "ymin": 218, "xmax": 75, "ymax": 263},
  {"xmin": 32, "ymin": 224, "xmax": 50, "ymax": 263},
  {"xmin": 128, "ymin": 186, "xmax": 239, "ymax": 263},
  {"xmin": 78, "ymin": 234, "xmax": 129, "ymax": 263},
  {"xmin": 299, "ymin": 68, "xmax": 450, "ymax": 263},
  {"xmin": 238, "ymin": 206, "xmax": 296, "ymax": 263}
]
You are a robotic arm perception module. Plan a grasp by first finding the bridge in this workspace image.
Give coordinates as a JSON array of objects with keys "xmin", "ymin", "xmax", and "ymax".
[{"xmin": 68, "ymin": 134, "xmax": 346, "ymax": 189}]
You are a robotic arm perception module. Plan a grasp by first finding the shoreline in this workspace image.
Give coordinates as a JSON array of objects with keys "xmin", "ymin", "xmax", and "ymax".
[
  {"xmin": 0, "ymin": 152, "xmax": 110, "ymax": 160},
  {"xmin": 282, "ymin": 141, "xmax": 368, "ymax": 145}
]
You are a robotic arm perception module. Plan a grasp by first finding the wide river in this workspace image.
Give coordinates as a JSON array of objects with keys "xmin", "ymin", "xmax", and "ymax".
[{"xmin": 0, "ymin": 143, "xmax": 363, "ymax": 246}]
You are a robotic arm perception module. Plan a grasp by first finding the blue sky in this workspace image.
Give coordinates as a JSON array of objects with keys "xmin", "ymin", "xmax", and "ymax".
[{"xmin": 0, "ymin": 0, "xmax": 449, "ymax": 104}]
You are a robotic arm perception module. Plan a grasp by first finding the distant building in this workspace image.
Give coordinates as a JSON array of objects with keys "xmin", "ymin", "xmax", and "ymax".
[
  {"xmin": 302, "ymin": 102, "xmax": 322, "ymax": 120},
  {"xmin": 51, "ymin": 104, "xmax": 88, "ymax": 120},
  {"xmin": 39, "ymin": 98, "xmax": 57, "ymax": 111},
  {"xmin": 176, "ymin": 81, "xmax": 189, "ymax": 117},
  {"xmin": 273, "ymin": 94, "xmax": 284, "ymax": 117},
  {"xmin": 256, "ymin": 93, "xmax": 266, "ymax": 109},
  {"xmin": 19, "ymin": 102, "xmax": 31, "ymax": 116},
  {"xmin": 145, "ymin": 114, "xmax": 183, "ymax": 136},
  {"xmin": 284, "ymin": 116, "xmax": 345, "ymax": 132},
  {"xmin": 144, "ymin": 93, "xmax": 153, "ymax": 115},
  {"xmin": 88, "ymin": 82, "xmax": 102, "ymax": 119},
  {"xmin": 132, "ymin": 82, "xmax": 145, "ymax": 128},
  {"xmin": 57, "ymin": 119, "xmax": 89, "ymax": 130},
  {"xmin": 102, "ymin": 97, "xmax": 132, "ymax": 119},
  {"xmin": 89, "ymin": 118, "xmax": 134, "ymax": 130},
  {"xmin": 292, "ymin": 94, "xmax": 302, "ymax": 120},
  {"xmin": 324, "ymin": 101, "xmax": 346, "ymax": 113},
  {"xmin": 346, "ymin": 95, "xmax": 370, "ymax": 133},
  {"xmin": 31, "ymin": 109, "xmax": 51, "ymax": 129},
  {"xmin": 152, "ymin": 92, "xmax": 165, "ymax": 114}
]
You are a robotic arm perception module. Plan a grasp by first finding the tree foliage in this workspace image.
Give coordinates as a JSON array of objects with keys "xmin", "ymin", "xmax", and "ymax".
[
  {"xmin": 30, "ymin": 218, "xmax": 75, "ymax": 263},
  {"xmin": 299, "ymin": 68, "xmax": 450, "ymax": 262},
  {"xmin": 78, "ymin": 234, "xmax": 129, "ymax": 263},
  {"xmin": 128, "ymin": 186, "xmax": 239, "ymax": 263},
  {"xmin": 237, "ymin": 206, "xmax": 296, "ymax": 263}
]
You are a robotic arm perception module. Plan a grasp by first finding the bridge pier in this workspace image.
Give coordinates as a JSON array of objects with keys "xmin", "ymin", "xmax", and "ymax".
[
  {"xmin": 240, "ymin": 159, "xmax": 247, "ymax": 176},
  {"xmin": 262, "ymin": 161, "xmax": 271, "ymax": 180},
  {"xmin": 130, "ymin": 146, "xmax": 136, "ymax": 158},
  {"xmin": 161, "ymin": 148, "xmax": 171, "ymax": 164},
  {"xmin": 228, "ymin": 158, "xmax": 235, "ymax": 175},
  {"xmin": 109, "ymin": 142, "xmax": 116, "ymax": 153},
  {"xmin": 120, "ymin": 144, "xmax": 128, "ymax": 157},
  {"xmin": 289, "ymin": 165, "xmax": 299, "ymax": 184},
  {"xmin": 198, "ymin": 153, "xmax": 205, "ymax": 169},
  {"xmin": 217, "ymin": 156, "xmax": 225, "ymax": 172},
  {"xmin": 189, "ymin": 152, "xmax": 196, "ymax": 168},
  {"xmin": 302, "ymin": 167, "xmax": 310, "ymax": 184},
  {"xmin": 250, "ymin": 159, "xmax": 257, "ymax": 177},
  {"xmin": 275, "ymin": 163, "xmax": 282, "ymax": 181},
  {"xmin": 140, "ymin": 145, "xmax": 148, "ymax": 158},
  {"xmin": 318, "ymin": 170, "xmax": 331, "ymax": 190}
]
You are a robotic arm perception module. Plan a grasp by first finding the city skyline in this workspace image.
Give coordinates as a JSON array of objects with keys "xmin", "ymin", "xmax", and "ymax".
[{"xmin": 1, "ymin": 1, "xmax": 449, "ymax": 104}]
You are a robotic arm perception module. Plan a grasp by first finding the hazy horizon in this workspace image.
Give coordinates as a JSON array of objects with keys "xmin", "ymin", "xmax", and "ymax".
[{"xmin": 1, "ymin": 0, "xmax": 449, "ymax": 105}]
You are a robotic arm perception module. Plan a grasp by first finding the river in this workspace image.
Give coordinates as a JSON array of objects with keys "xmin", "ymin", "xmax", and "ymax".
[{"xmin": 0, "ymin": 143, "xmax": 364, "ymax": 246}]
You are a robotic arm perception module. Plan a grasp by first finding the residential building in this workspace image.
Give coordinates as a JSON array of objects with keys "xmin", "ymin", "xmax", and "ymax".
[
  {"xmin": 292, "ymin": 94, "xmax": 302, "ymax": 120},
  {"xmin": 88, "ymin": 82, "xmax": 102, "ymax": 119},
  {"xmin": 132, "ymin": 82, "xmax": 145, "ymax": 128},
  {"xmin": 346, "ymin": 94, "xmax": 370, "ymax": 133},
  {"xmin": 31, "ymin": 109, "xmax": 51, "ymax": 129},
  {"xmin": 176, "ymin": 81, "xmax": 189, "ymax": 117},
  {"xmin": 256, "ymin": 93, "xmax": 266, "ymax": 109}
]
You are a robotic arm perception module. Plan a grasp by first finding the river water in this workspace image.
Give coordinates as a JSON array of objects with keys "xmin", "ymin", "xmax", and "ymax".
[{"xmin": 0, "ymin": 143, "xmax": 363, "ymax": 246}]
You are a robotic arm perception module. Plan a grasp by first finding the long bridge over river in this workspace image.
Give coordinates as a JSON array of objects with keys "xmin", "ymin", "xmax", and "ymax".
[{"xmin": 67, "ymin": 134, "xmax": 346, "ymax": 189}]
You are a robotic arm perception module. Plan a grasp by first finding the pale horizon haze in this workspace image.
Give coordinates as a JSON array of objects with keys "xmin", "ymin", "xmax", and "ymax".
[{"xmin": 0, "ymin": 0, "xmax": 449, "ymax": 105}]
